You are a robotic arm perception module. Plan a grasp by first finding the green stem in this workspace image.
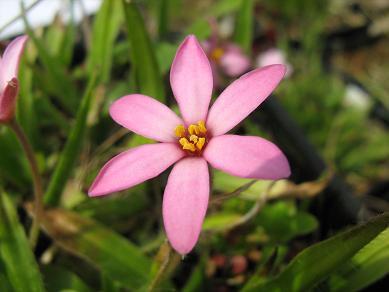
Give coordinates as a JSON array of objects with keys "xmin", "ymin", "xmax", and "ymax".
[
  {"xmin": 148, "ymin": 243, "xmax": 172, "ymax": 292},
  {"xmin": 8, "ymin": 119, "xmax": 43, "ymax": 249}
]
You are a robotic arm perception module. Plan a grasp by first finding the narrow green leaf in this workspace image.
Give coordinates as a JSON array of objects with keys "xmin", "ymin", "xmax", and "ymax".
[
  {"xmin": 256, "ymin": 202, "xmax": 318, "ymax": 243},
  {"xmin": 87, "ymin": 0, "xmax": 123, "ymax": 83},
  {"xmin": 42, "ymin": 264, "xmax": 92, "ymax": 292},
  {"xmin": 44, "ymin": 75, "xmax": 97, "ymax": 206},
  {"xmin": 0, "ymin": 271, "xmax": 12, "ymax": 292},
  {"xmin": 156, "ymin": 42, "xmax": 179, "ymax": 74},
  {"xmin": 242, "ymin": 212, "xmax": 389, "ymax": 292},
  {"xmin": 0, "ymin": 128, "xmax": 30, "ymax": 188},
  {"xmin": 186, "ymin": 0, "xmax": 243, "ymax": 39},
  {"xmin": 326, "ymin": 227, "xmax": 389, "ymax": 292},
  {"xmin": 44, "ymin": 14, "xmax": 76, "ymax": 67},
  {"xmin": 157, "ymin": 0, "xmax": 170, "ymax": 39},
  {"xmin": 122, "ymin": 0, "xmax": 165, "ymax": 102},
  {"xmin": 17, "ymin": 41, "xmax": 39, "ymax": 146},
  {"xmin": 182, "ymin": 259, "xmax": 206, "ymax": 292},
  {"xmin": 203, "ymin": 213, "xmax": 241, "ymax": 231},
  {"xmin": 234, "ymin": 0, "xmax": 254, "ymax": 53},
  {"xmin": 39, "ymin": 208, "xmax": 151, "ymax": 290},
  {"xmin": 22, "ymin": 10, "xmax": 78, "ymax": 112},
  {"xmin": 0, "ymin": 192, "xmax": 45, "ymax": 292},
  {"xmin": 74, "ymin": 187, "xmax": 149, "ymax": 228},
  {"xmin": 213, "ymin": 170, "xmax": 274, "ymax": 200}
]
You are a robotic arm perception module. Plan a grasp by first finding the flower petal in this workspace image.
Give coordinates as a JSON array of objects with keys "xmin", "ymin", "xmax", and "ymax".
[
  {"xmin": 204, "ymin": 135, "xmax": 290, "ymax": 179},
  {"xmin": 0, "ymin": 35, "xmax": 28, "ymax": 91},
  {"xmin": 219, "ymin": 44, "xmax": 250, "ymax": 77},
  {"xmin": 163, "ymin": 157, "xmax": 209, "ymax": 255},
  {"xmin": 0, "ymin": 78, "xmax": 19, "ymax": 122},
  {"xmin": 109, "ymin": 94, "xmax": 184, "ymax": 142},
  {"xmin": 170, "ymin": 35, "xmax": 213, "ymax": 125},
  {"xmin": 89, "ymin": 143, "xmax": 185, "ymax": 196},
  {"xmin": 206, "ymin": 65, "xmax": 286, "ymax": 136}
]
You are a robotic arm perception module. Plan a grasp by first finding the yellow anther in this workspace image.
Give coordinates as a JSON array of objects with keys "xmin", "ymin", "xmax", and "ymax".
[
  {"xmin": 175, "ymin": 125, "xmax": 186, "ymax": 138},
  {"xmin": 189, "ymin": 135, "xmax": 198, "ymax": 143},
  {"xmin": 196, "ymin": 137, "xmax": 206, "ymax": 150},
  {"xmin": 188, "ymin": 124, "xmax": 199, "ymax": 135},
  {"xmin": 179, "ymin": 137, "xmax": 196, "ymax": 152},
  {"xmin": 197, "ymin": 121, "xmax": 207, "ymax": 134},
  {"xmin": 211, "ymin": 47, "xmax": 224, "ymax": 62},
  {"xmin": 176, "ymin": 121, "xmax": 208, "ymax": 153}
]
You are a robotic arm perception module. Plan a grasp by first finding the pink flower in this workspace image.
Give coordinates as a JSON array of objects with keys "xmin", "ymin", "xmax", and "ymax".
[
  {"xmin": 0, "ymin": 35, "xmax": 28, "ymax": 123},
  {"xmin": 218, "ymin": 44, "xmax": 251, "ymax": 77},
  {"xmin": 256, "ymin": 48, "xmax": 293, "ymax": 77},
  {"xmin": 202, "ymin": 19, "xmax": 250, "ymax": 84},
  {"xmin": 204, "ymin": 41, "xmax": 251, "ymax": 81},
  {"xmin": 89, "ymin": 35, "xmax": 290, "ymax": 255}
]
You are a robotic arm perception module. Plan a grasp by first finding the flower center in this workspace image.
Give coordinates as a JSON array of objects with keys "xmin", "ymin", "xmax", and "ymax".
[
  {"xmin": 175, "ymin": 121, "xmax": 208, "ymax": 153},
  {"xmin": 210, "ymin": 47, "xmax": 224, "ymax": 63}
]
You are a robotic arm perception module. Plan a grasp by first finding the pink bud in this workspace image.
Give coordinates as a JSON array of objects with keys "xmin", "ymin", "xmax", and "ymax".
[
  {"xmin": 0, "ymin": 78, "xmax": 19, "ymax": 122},
  {"xmin": 0, "ymin": 35, "xmax": 28, "ymax": 123}
]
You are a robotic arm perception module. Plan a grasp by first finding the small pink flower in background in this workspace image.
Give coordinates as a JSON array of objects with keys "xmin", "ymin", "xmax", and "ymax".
[
  {"xmin": 217, "ymin": 44, "xmax": 251, "ymax": 77},
  {"xmin": 0, "ymin": 35, "xmax": 28, "ymax": 123},
  {"xmin": 205, "ymin": 41, "xmax": 251, "ymax": 78},
  {"xmin": 256, "ymin": 48, "xmax": 293, "ymax": 77},
  {"xmin": 203, "ymin": 20, "xmax": 250, "ymax": 83},
  {"xmin": 89, "ymin": 35, "xmax": 290, "ymax": 255}
]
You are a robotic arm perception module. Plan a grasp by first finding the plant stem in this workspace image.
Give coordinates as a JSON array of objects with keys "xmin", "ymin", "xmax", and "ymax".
[
  {"xmin": 148, "ymin": 243, "xmax": 172, "ymax": 292},
  {"xmin": 8, "ymin": 119, "xmax": 43, "ymax": 249}
]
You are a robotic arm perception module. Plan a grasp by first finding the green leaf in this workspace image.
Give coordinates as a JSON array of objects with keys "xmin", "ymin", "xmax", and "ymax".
[
  {"xmin": 212, "ymin": 170, "xmax": 275, "ymax": 200},
  {"xmin": 74, "ymin": 187, "xmax": 149, "ymax": 229},
  {"xmin": 157, "ymin": 0, "xmax": 170, "ymax": 39},
  {"xmin": 22, "ymin": 9, "xmax": 78, "ymax": 112},
  {"xmin": 256, "ymin": 201, "xmax": 318, "ymax": 243},
  {"xmin": 0, "ymin": 128, "xmax": 30, "ymax": 188},
  {"xmin": 17, "ymin": 42, "xmax": 39, "ymax": 147},
  {"xmin": 41, "ymin": 264, "xmax": 92, "ymax": 292},
  {"xmin": 155, "ymin": 42, "xmax": 178, "ymax": 74},
  {"xmin": 186, "ymin": 0, "xmax": 243, "ymax": 39},
  {"xmin": 0, "ymin": 192, "xmax": 45, "ymax": 292},
  {"xmin": 203, "ymin": 213, "xmax": 241, "ymax": 231},
  {"xmin": 44, "ymin": 75, "xmax": 97, "ymax": 206},
  {"xmin": 242, "ymin": 212, "xmax": 389, "ymax": 292},
  {"xmin": 234, "ymin": 0, "xmax": 254, "ymax": 53},
  {"xmin": 326, "ymin": 227, "xmax": 389, "ymax": 292},
  {"xmin": 87, "ymin": 0, "xmax": 123, "ymax": 84},
  {"xmin": 39, "ymin": 208, "xmax": 151, "ymax": 290},
  {"xmin": 182, "ymin": 259, "xmax": 206, "ymax": 292},
  {"xmin": 122, "ymin": 0, "xmax": 165, "ymax": 102}
]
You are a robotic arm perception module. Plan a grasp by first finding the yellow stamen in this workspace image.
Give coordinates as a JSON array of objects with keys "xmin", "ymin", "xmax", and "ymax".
[
  {"xmin": 179, "ymin": 137, "xmax": 196, "ymax": 152},
  {"xmin": 211, "ymin": 47, "xmax": 224, "ymax": 62},
  {"xmin": 188, "ymin": 124, "xmax": 199, "ymax": 135},
  {"xmin": 176, "ymin": 121, "xmax": 208, "ymax": 153},
  {"xmin": 175, "ymin": 125, "xmax": 186, "ymax": 138},
  {"xmin": 189, "ymin": 135, "xmax": 198, "ymax": 143},
  {"xmin": 196, "ymin": 137, "xmax": 206, "ymax": 150},
  {"xmin": 198, "ymin": 121, "xmax": 207, "ymax": 134}
]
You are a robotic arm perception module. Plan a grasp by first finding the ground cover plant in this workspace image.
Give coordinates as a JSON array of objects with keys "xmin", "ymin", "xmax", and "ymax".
[{"xmin": 0, "ymin": 0, "xmax": 388, "ymax": 291}]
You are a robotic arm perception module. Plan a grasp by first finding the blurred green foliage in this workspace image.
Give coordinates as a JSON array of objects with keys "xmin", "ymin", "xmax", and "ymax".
[{"xmin": 0, "ymin": 0, "xmax": 388, "ymax": 291}]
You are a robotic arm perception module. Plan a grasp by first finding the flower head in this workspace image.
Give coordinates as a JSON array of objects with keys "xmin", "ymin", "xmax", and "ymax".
[
  {"xmin": 0, "ymin": 35, "xmax": 28, "ymax": 123},
  {"xmin": 256, "ymin": 48, "xmax": 293, "ymax": 77},
  {"xmin": 89, "ymin": 35, "xmax": 290, "ymax": 255},
  {"xmin": 202, "ymin": 19, "xmax": 250, "ymax": 84}
]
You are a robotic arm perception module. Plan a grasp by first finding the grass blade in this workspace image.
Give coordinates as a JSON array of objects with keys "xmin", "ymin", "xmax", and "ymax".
[
  {"xmin": 122, "ymin": 0, "xmax": 165, "ymax": 102},
  {"xmin": 44, "ymin": 75, "xmax": 97, "ymax": 206},
  {"xmin": 234, "ymin": 0, "xmax": 254, "ymax": 54},
  {"xmin": 87, "ymin": 0, "xmax": 123, "ymax": 84},
  {"xmin": 242, "ymin": 212, "xmax": 389, "ymax": 292},
  {"xmin": 38, "ymin": 207, "xmax": 151, "ymax": 290},
  {"xmin": 0, "ymin": 192, "xmax": 45, "ymax": 292}
]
